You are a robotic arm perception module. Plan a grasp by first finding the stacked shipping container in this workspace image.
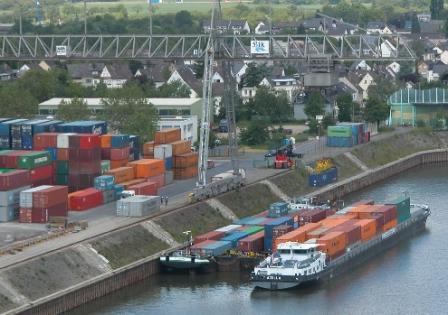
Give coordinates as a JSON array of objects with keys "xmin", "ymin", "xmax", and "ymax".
[{"xmin": 326, "ymin": 123, "xmax": 371, "ymax": 148}]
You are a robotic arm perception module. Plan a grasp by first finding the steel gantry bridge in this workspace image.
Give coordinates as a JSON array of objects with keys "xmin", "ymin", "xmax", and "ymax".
[{"xmin": 0, "ymin": 34, "xmax": 416, "ymax": 61}]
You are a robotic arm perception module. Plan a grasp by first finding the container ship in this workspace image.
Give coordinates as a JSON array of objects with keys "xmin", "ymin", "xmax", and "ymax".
[{"xmin": 250, "ymin": 197, "xmax": 430, "ymax": 290}]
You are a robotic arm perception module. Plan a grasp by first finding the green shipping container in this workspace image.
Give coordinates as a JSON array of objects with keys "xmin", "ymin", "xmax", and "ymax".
[
  {"xmin": 101, "ymin": 160, "xmax": 110, "ymax": 174},
  {"xmin": 56, "ymin": 161, "xmax": 69, "ymax": 174},
  {"xmin": 55, "ymin": 174, "xmax": 69, "ymax": 185},
  {"xmin": 0, "ymin": 168, "xmax": 12, "ymax": 174},
  {"xmin": 327, "ymin": 126, "xmax": 352, "ymax": 137},
  {"xmin": 387, "ymin": 196, "xmax": 411, "ymax": 223},
  {"xmin": 18, "ymin": 152, "xmax": 51, "ymax": 169},
  {"xmin": 243, "ymin": 225, "xmax": 264, "ymax": 235}
]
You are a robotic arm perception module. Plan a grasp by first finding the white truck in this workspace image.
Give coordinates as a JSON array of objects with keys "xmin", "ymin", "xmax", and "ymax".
[{"xmin": 288, "ymin": 197, "xmax": 331, "ymax": 211}]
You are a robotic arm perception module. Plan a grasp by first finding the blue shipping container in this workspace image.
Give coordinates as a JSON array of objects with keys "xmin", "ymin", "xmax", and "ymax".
[
  {"xmin": 56, "ymin": 121, "xmax": 107, "ymax": 134},
  {"xmin": 0, "ymin": 136, "xmax": 10, "ymax": 149},
  {"xmin": 133, "ymin": 148, "xmax": 140, "ymax": 161},
  {"xmin": 94, "ymin": 175, "xmax": 115, "ymax": 190},
  {"xmin": 308, "ymin": 167, "xmax": 338, "ymax": 187},
  {"xmin": 165, "ymin": 157, "xmax": 173, "ymax": 170},
  {"xmin": 220, "ymin": 231, "xmax": 250, "ymax": 247},
  {"xmin": 264, "ymin": 217, "xmax": 294, "ymax": 251},
  {"xmin": 269, "ymin": 202, "xmax": 288, "ymax": 211},
  {"xmin": 45, "ymin": 148, "xmax": 58, "ymax": 161},
  {"xmin": 326, "ymin": 136, "xmax": 353, "ymax": 147},
  {"xmin": 204, "ymin": 240, "xmax": 233, "ymax": 256},
  {"xmin": 111, "ymin": 135, "xmax": 130, "ymax": 148},
  {"xmin": 0, "ymin": 119, "xmax": 28, "ymax": 137},
  {"xmin": 33, "ymin": 120, "xmax": 64, "ymax": 134},
  {"xmin": 129, "ymin": 135, "xmax": 139, "ymax": 148}
]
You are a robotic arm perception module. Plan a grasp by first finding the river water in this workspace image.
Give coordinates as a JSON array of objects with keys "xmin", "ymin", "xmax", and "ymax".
[{"xmin": 69, "ymin": 166, "xmax": 448, "ymax": 315}]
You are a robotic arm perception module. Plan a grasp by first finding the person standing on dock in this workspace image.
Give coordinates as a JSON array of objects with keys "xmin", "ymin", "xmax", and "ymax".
[{"xmin": 165, "ymin": 196, "xmax": 168, "ymax": 206}]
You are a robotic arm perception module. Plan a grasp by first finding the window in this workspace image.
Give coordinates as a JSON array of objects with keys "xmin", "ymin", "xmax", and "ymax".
[{"xmin": 278, "ymin": 249, "xmax": 291, "ymax": 255}]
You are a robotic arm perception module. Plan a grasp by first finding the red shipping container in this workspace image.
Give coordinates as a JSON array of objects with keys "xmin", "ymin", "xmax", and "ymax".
[
  {"xmin": 57, "ymin": 149, "xmax": 69, "ymax": 161},
  {"xmin": 32, "ymin": 186, "xmax": 68, "ymax": 208},
  {"xmin": 69, "ymin": 134, "xmax": 101, "ymax": 149},
  {"xmin": 254, "ymin": 210, "xmax": 269, "ymax": 218},
  {"xmin": 127, "ymin": 181, "xmax": 158, "ymax": 196},
  {"xmin": 68, "ymin": 148, "xmax": 101, "ymax": 161},
  {"xmin": 0, "ymin": 170, "xmax": 30, "ymax": 191},
  {"xmin": 30, "ymin": 165, "xmax": 53, "ymax": 183},
  {"xmin": 4, "ymin": 151, "xmax": 30, "ymax": 168},
  {"xmin": 329, "ymin": 221, "xmax": 362, "ymax": 245},
  {"xmin": 19, "ymin": 207, "xmax": 48, "ymax": 223},
  {"xmin": 68, "ymin": 161, "xmax": 101, "ymax": 175},
  {"xmin": 32, "ymin": 178, "xmax": 54, "ymax": 187},
  {"xmin": 238, "ymin": 231, "xmax": 265, "ymax": 253},
  {"xmin": 110, "ymin": 147, "xmax": 130, "ymax": 161},
  {"xmin": 101, "ymin": 148, "xmax": 111, "ymax": 160},
  {"xmin": 147, "ymin": 174, "xmax": 165, "ymax": 189},
  {"xmin": 273, "ymin": 224, "xmax": 293, "ymax": 240},
  {"xmin": 68, "ymin": 174, "xmax": 98, "ymax": 188},
  {"xmin": 35, "ymin": 202, "xmax": 68, "ymax": 217},
  {"xmin": 299, "ymin": 208, "xmax": 327, "ymax": 224},
  {"xmin": 69, "ymin": 188, "xmax": 103, "ymax": 211},
  {"xmin": 19, "ymin": 208, "xmax": 32, "ymax": 223},
  {"xmin": 194, "ymin": 230, "xmax": 226, "ymax": 243},
  {"xmin": 34, "ymin": 133, "xmax": 58, "ymax": 148},
  {"xmin": 190, "ymin": 240, "xmax": 215, "ymax": 255}
]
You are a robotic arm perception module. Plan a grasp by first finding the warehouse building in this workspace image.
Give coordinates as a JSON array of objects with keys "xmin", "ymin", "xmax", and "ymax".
[
  {"xmin": 388, "ymin": 88, "xmax": 448, "ymax": 127},
  {"xmin": 38, "ymin": 98, "xmax": 205, "ymax": 119}
]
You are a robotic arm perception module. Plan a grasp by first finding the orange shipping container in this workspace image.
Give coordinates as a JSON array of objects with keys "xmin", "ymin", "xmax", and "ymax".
[
  {"xmin": 171, "ymin": 140, "xmax": 191, "ymax": 156},
  {"xmin": 155, "ymin": 128, "xmax": 181, "ymax": 144},
  {"xmin": 105, "ymin": 166, "xmax": 134, "ymax": 183},
  {"xmin": 120, "ymin": 178, "xmax": 146, "ymax": 189},
  {"xmin": 173, "ymin": 152, "xmax": 199, "ymax": 168},
  {"xmin": 320, "ymin": 216, "xmax": 353, "ymax": 228},
  {"xmin": 128, "ymin": 159, "xmax": 165, "ymax": 178},
  {"xmin": 110, "ymin": 159, "xmax": 129, "ymax": 169},
  {"xmin": 296, "ymin": 222, "xmax": 322, "ymax": 237},
  {"xmin": 57, "ymin": 149, "xmax": 69, "ymax": 161},
  {"xmin": 173, "ymin": 166, "xmax": 197, "ymax": 179},
  {"xmin": 101, "ymin": 135, "xmax": 112, "ymax": 148},
  {"xmin": 143, "ymin": 141, "xmax": 155, "ymax": 156},
  {"xmin": 383, "ymin": 219, "xmax": 397, "ymax": 232},
  {"xmin": 318, "ymin": 231, "xmax": 347, "ymax": 258},
  {"xmin": 355, "ymin": 219, "xmax": 377, "ymax": 242},
  {"xmin": 306, "ymin": 226, "xmax": 329, "ymax": 240},
  {"xmin": 274, "ymin": 229, "xmax": 307, "ymax": 251}
]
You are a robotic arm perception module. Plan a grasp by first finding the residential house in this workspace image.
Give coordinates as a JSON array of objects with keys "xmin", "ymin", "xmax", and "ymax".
[
  {"xmin": 366, "ymin": 22, "xmax": 395, "ymax": 35},
  {"xmin": 202, "ymin": 20, "xmax": 250, "ymax": 34},
  {"xmin": 426, "ymin": 63, "xmax": 448, "ymax": 82},
  {"xmin": 0, "ymin": 23, "xmax": 13, "ymax": 35},
  {"xmin": 350, "ymin": 60, "xmax": 371, "ymax": 71},
  {"xmin": 67, "ymin": 63, "xmax": 104, "ymax": 87},
  {"xmin": 100, "ymin": 64, "xmax": 133, "ymax": 88},
  {"xmin": 419, "ymin": 20, "xmax": 445, "ymax": 40},
  {"xmin": 134, "ymin": 62, "xmax": 169, "ymax": 88},
  {"xmin": 167, "ymin": 65, "xmax": 202, "ymax": 98},
  {"xmin": 259, "ymin": 76, "xmax": 299, "ymax": 102},
  {"xmin": 417, "ymin": 13, "xmax": 431, "ymax": 22},
  {"xmin": 337, "ymin": 77, "xmax": 362, "ymax": 104},
  {"xmin": 19, "ymin": 61, "xmax": 52, "ymax": 75},
  {"xmin": 300, "ymin": 17, "xmax": 357, "ymax": 38},
  {"xmin": 347, "ymin": 71, "xmax": 376, "ymax": 100},
  {"xmin": 240, "ymin": 85, "xmax": 258, "ymax": 103},
  {"xmin": 417, "ymin": 60, "xmax": 429, "ymax": 75},
  {"xmin": 231, "ymin": 62, "xmax": 248, "ymax": 85},
  {"xmin": 380, "ymin": 40, "xmax": 397, "ymax": 58},
  {"xmin": 255, "ymin": 22, "xmax": 270, "ymax": 35},
  {"xmin": 386, "ymin": 61, "xmax": 401, "ymax": 76},
  {"xmin": 0, "ymin": 64, "xmax": 18, "ymax": 81},
  {"xmin": 439, "ymin": 50, "xmax": 448, "ymax": 65}
]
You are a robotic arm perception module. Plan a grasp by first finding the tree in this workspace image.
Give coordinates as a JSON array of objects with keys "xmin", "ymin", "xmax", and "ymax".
[
  {"xmin": 0, "ymin": 84, "xmax": 37, "ymax": 118},
  {"xmin": 304, "ymin": 91, "xmax": 325, "ymax": 120},
  {"xmin": 368, "ymin": 77, "xmax": 401, "ymax": 103},
  {"xmin": 158, "ymin": 80, "xmax": 190, "ymax": 98},
  {"xmin": 174, "ymin": 10, "xmax": 193, "ymax": 32},
  {"xmin": 240, "ymin": 120, "xmax": 269, "ymax": 146},
  {"xmin": 17, "ymin": 69, "xmax": 59, "ymax": 102},
  {"xmin": 431, "ymin": 0, "xmax": 444, "ymax": 19},
  {"xmin": 100, "ymin": 85, "xmax": 158, "ymax": 142},
  {"xmin": 336, "ymin": 93, "xmax": 359, "ymax": 122},
  {"xmin": 243, "ymin": 63, "xmax": 269, "ymax": 87},
  {"xmin": 411, "ymin": 13, "xmax": 421, "ymax": 34},
  {"xmin": 56, "ymin": 98, "xmax": 91, "ymax": 121},
  {"xmin": 363, "ymin": 97, "xmax": 390, "ymax": 128},
  {"xmin": 250, "ymin": 87, "xmax": 292, "ymax": 122}
]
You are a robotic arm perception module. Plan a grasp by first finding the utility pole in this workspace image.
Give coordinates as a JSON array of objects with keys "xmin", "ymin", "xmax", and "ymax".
[
  {"xmin": 84, "ymin": 0, "xmax": 87, "ymax": 35},
  {"xmin": 19, "ymin": 7, "xmax": 22, "ymax": 35},
  {"xmin": 148, "ymin": 0, "xmax": 153, "ymax": 35}
]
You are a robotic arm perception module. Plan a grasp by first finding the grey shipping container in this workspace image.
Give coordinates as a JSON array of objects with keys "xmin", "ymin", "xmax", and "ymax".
[
  {"xmin": 0, "ymin": 205, "xmax": 15, "ymax": 222},
  {"xmin": 0, "ymin": 185, "xmax": 31, "ymax": 207},
  {"xmin": 164, "ymin": 170, "xmax": 174, "ymax": 185},
  {"xmin": 102, "ymin": 190, "xmax": 116, "ymax": 204},
  {"xmin": 116, "ymin": 195, "xmax": 160, "ymax": 217},
  {"xmin": 19, "ymin": 185, "xmax": 52, "ymax": 208}
]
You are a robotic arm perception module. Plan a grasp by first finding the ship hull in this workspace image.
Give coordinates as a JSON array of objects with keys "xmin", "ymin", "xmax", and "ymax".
[{"xmin": 251, "ymin": 207, "xmax": 429, "ymax": 290}]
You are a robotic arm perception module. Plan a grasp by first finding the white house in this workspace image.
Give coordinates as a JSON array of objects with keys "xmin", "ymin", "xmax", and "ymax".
[
  {"xmin": 255, "ymin": 22, "xmax": 270, "ymax": 35},
  {"xmin": 259, "ymin": 76, "xmax": 298, "ymax": 102},
  {"xmin": 386, "ymin": 62, "xmax": 401, "ymax": 75},
  {"xmin": 351, "ymin": 60, "xmax": 371, "ymax": 71},
  {"xmin": 366, "ymin": 22, "xmax": 395, "ymax": 35},
  {"xmin": 358, "ymin": 72, "xmax": 376, "ymax": 100},
  {"xmin": 67, "ymin": 63, "xmax": 104, "ymax": 87},
  {"xmin": 211, "ymin": 71, "xmax": 224, "ymax": 83},
  {"xmin": 167, "ymin": 66, "xmax": 200, "ymax": 98},
  {"xmin": 380, "ymin": 40, "xmax": 397, "ymax": 58},
  {"xmin": 440, "ymin": 50, "xmax": 448, "ymax": 65},
  {"xmin": 202, "ymin": 20, "xmax": 250, "ymax": 34},
  {"xmin": 100, "ymin": 64, "xmax": 132, "ymax": 88},
  {"xmin": 240, "ymin": 86, "xmax": 258, "ymax": 103},
  {"xmin": 232, "ymin": 62, "xmax": 248, "ymax": 85}
]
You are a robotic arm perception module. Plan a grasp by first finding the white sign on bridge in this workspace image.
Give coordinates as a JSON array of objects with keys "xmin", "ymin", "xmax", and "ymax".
[
  {"xmin": 56, "ymin": 45, "xmax": 67, "ymax": 56},
  {"xmin": 250, "ymin": 40, "xmax": 270, "ymax": 54}
]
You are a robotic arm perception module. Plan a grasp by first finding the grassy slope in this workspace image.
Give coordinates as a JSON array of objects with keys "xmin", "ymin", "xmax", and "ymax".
[
  {"xmin": 154, "ymin": 203, "xmax": 231, "ymax": 242},
  {"xmin": 332, "ymin": 154, "xmax": 362, "ymax": 179},
  {"xmin": 91, "ymin": 225, "xmax": 169, "ymax": 269},
  {"xmin": 1, "ymin": 249, "xmax": 102, "ymax": 301},
  {"xmin": 217, "ymin": 183, "xmax": 278, "ymax": 217},
  {"xmin": 0, "ymin": 294, "xmax": 16, "ymax": 314},
  {"xmin": 352, "ymin": 131, "xmax": 445, "ymax": 168}
]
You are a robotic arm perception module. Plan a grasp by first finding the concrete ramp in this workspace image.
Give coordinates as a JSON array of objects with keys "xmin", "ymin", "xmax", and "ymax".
[
  {"xmin": 206, "ymin": 198, "xmax": 238, "ymax": 220},
  {"xmin": 344, "ymin": 152, "xmax": 369, "ymax": 171},
  {"xmin": 0, "ymin": 274, "xmax": 30, "ymax": 306},
  {"xmin": 74, "ymin": 244, "xmax": 112, "ymax": 274},
  {"xmin": 261, "ymin": 180, "xmax": 289, "ymax": 201},
  {"xmin": 141, "ymin": 221, "xmax": 180, "ymax": 247}
]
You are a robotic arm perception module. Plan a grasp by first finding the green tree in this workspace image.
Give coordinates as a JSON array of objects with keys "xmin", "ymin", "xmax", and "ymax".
[
  {"xmin": 240, "ymin": 120, "xmax": 269, "ymax": 146},
  {"xmin": 17, "ymin": 69, "xmax": 59, "ymax": 102},
  {"xmin": 250, "ymin": 87, "xmax": 292, "ymax": 122},
  {"xmin": 174, "ymin": 10, "xmax": 193, "ymax": 31},
  {"xmin": 336, "ymin": 93, "xmax": 359, "ymax": 122},
  {"xmin": 158, "ymin": 80, "xmax": 190, "ymax": 98},
  {"xmin": 431, "ymin": 0, "xmax": 444, "ymax": 19},
  {"xmin": 100, "ymin": 85, "xmax": 158, "ymax": 143},
  {"xmin": 304, "ymin": 91, "xmax": 325, "ymax": 120},
  {"xmin": 368, "ymin": 77, "xmax": 401, "ymax": 102},
  {"xmin": 411, "ymin": 13, "xmax": 421, "ymax": 34},
  {"xmin": 363, "ymin": 97, "xmax": 390, "ymax": 128},
  {"xmin": 243, "ymin": 63, "xmax": 269, "ymax": 87},
  {"xmin": 56, "ymin": 98, "xmax": 91, "ymax": 121},
  {"xmin": 0, "ymin": 84, "xmax": 37, "ymax": 118}
]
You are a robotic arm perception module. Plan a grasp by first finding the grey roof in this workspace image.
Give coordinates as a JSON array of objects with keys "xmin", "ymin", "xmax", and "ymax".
[
  {"xmin": 300, "ymin": 17, "xmax": 356, "ymax": 36},
  {"xmin": 231, "ymin": 61, "xmax": 246, "ymax": 75},
  {"xmin": 67, "ymin": 63, "xmax": 104, "ymax": 79},
  {"xmin": 136, "ymin": 62, "xmax": 168, "ymax": 82},
  {"xmin": 212, "ymin": 83, "xmax": 225, "ymax": 96},
  {"xmin": 419, "ymin": 20, "xmax": 444, "ymax": 35},
  {"xmin": 175, "ymin": 65, "xmax": 202, "ymax": 94},
  {"xmin": 202, "ymin": 20, "xmax": 247, "ymax": 29},
  {"xmin": 336, "ymin": 81, "xmax": 359, "ymax": 94},
  {"xmin": 367, "ymin": 21, "xmax": 387, "ymax": 29},
  {"xmin": 103, "ymin": 64, "xmax": 133, "ymax": 79},
  {"xmin": 430, "ymin": 63, "xmax": 448, "ymax": 75},
  {"xmin": 271, "ymin": 65, "xmax": 284, "ymax": 76},
  {"xmin": 0, "ymin": 64, "xmax": 12, "ymax": 74}
]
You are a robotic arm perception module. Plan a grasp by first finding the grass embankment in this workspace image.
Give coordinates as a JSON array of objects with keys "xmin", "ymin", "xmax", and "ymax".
[
  {"xmin": 352, "ymin": 130, "xmax": 446, "ymax": 168},
  {"xmin": 154, "ymin": 203, "xmax": 231, "ymax": 242},
  {"xmin": 0, "ymin": 294, "xmax": 16, "ymax": 314},
  {"xmin": 91, "ymin": 225, "xmax": 169, "ymax": 269},
  {"xmin": 332, "ymin": 154, "xmax": 362, "ymax": 179},
  {"xmin": 1, "ymin": 249, "xmax": 101, "ymax": 301},
  {"xmin": 217, "ymin": 183, "xmax": 278, "ymax": 217}
]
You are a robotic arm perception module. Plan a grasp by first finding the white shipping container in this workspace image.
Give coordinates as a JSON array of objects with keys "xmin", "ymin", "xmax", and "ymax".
[
  {"xmin": 116, "ymin": 195, "xmax": 160, "ymax": 217},
  {"xmin": 0, "ymin": 205, "xmax": 15, "ymax": 222},
  {"xmin": 154, "ymin": 144, "xmax": 173, "ymax": 159},
  {"xmin": 57, "ymin": 133, "xmax": 76, "ymax": 149},
  {"xmin": 19, "ymin": 185, "xmax": 52, "ymax": 208},
  {"xmin": 0, "ymin": 185, "xmax": 31, "ymax": 207},
  {"xmin": 164, "ymin": 170, "xmax": 174, "ymax": 185},
  {"xmin": 215, "ymin": 224, "xmax": 242, "ymax": 233}
]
